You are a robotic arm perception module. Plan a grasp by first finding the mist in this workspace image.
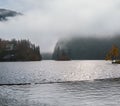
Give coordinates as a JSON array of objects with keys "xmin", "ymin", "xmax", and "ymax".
[{"xmin": 0, "ymin": 0, "xmax": 120, "ymax": 52}]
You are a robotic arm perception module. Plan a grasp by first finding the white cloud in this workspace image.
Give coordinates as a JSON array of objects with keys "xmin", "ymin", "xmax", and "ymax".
[{"xmin": 0, "ymin": 0, "xmax": 120, "ymax": 52}]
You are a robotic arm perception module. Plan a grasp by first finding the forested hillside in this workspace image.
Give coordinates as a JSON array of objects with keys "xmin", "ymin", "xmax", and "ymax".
[
  {"xmin": 53, "ymin": 36, "xmax": 120, "ymax": 60},
  {"xmin": 0, "ymin": 39, "xmax": 42, "ymax": 61}
]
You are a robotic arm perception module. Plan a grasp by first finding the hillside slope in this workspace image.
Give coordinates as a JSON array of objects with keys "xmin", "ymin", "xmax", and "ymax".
[{"xmin": 0, "ymin": 8, "xmax": 21, "ymax": 21}]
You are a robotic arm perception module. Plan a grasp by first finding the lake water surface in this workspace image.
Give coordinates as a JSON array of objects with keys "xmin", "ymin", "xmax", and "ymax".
[{"xmin": 0, "ymin": 61, "xmax": 120, "ymax": 106}]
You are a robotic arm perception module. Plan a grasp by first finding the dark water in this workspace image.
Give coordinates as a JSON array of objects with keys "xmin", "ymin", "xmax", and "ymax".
[
  {"xmin": 0, "ymin": 80, "xmax": 120, "ymax": 106},
  {"xmin": 0, "ymin": 61, "xmax": 120, "ymax": 106}
]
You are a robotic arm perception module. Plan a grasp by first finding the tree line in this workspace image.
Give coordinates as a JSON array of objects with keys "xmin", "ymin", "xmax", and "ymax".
[{"xmin": 0, "ymin": 38, "xmax": 42, "ymax": 61}]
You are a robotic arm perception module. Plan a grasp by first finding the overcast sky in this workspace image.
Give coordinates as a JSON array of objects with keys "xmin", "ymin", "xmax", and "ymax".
[{"xmin": 0, "ymin": 0, "xmax": 120, "ymax": 52}]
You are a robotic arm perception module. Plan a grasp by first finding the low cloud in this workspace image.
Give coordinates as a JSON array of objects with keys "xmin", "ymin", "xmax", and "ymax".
[{"xmin": 0, "ymin": 0, "xmax": 120, "ymax": 52}]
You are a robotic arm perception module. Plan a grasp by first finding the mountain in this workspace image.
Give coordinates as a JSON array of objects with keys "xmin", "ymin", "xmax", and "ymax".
[
  {"xmin": 41, "ymin": 53, "xmax": 52, "ymax": 60},
  {"xmin": 53, "ymin": 36, "xmax": 120, "ymax": 60},
  {"xmin": 0, "ymin": 9, "xmax": 21, "ymax": 21}
]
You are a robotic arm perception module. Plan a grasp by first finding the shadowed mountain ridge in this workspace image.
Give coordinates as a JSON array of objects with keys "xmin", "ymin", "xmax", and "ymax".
[
  {"xmin": 53, "ymin": 36, "xmax": 120, "ymax": 60},
  {"xmin": 0, "ymin": 8, "xmax": 21, "ymax": 21}
]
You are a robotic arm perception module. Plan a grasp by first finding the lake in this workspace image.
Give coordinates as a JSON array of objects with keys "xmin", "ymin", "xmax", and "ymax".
[{"xmin": 0, "ymin": 60, "xmax": 120, "ymax": 106}]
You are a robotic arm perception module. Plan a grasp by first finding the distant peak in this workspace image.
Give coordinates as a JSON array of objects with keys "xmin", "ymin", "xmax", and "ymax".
[{"xmin": 0, "ymin": 8, "xmax": 22, "ymax": 21}]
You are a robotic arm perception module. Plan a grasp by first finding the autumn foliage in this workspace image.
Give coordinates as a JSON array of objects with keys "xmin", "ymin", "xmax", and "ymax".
[{"xmin": 105, "ymin": 45, "xmax": 119, "ymax": 61}]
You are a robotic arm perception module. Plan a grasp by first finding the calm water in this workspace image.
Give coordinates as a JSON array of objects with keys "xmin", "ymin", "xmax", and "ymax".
[{"xmin": 0, "ymin": 61, "xmax": 120, "ymax": 106}]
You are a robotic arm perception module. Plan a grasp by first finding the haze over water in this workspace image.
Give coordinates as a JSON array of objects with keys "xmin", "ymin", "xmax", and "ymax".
[{"xmin": 1, "ymin": 0, "xmax": 120, "ymax": 106}]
